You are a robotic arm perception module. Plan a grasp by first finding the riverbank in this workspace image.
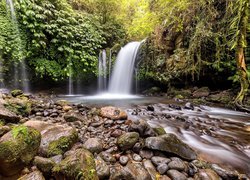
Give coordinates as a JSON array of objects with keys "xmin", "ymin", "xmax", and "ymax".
[{"xmin": 0, "ymin": 90, "xmax": 249, "ymax": 179}]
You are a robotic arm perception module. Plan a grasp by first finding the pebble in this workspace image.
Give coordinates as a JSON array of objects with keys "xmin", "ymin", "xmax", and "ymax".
[
  {"xmin": 119, "ymin": 155, "xmax": 129, "ymax": 166},
  {"xmin": 168, "ymin": 159, "xmax": 185, "ymax": 171},
  {"xmin": 157, "ymin": 164, "xmax": 169, "ymax": 174},
  {"xmin": 151, "ymin": 156, "xmax": 171, "ymax": 166},
  {"xmin": 132, "ymin": 154, "xmax": 142, "ymax": 162},
  {"xmin": 139, "ymin": 149, "xmax": 154, "ymax": 159},
  {"xmin": 167, "ymin": 169, "xmax": 187, "ymax": 180}
]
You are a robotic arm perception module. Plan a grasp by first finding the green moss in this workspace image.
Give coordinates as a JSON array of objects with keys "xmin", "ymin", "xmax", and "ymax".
[
  {"xmin": 47, "ymin": 130, "xmax": 78, "ymax": 156},
  {"xmin": 53, "ymin": 148, "xmax": 98, "ymax": 180},
  {"xmin": 11, "ymin": 89, "xmax": 23, "ymax": 97},
  {"xmin": 4, "ymin": 99, "xmax": 31, "ymax": 116},
  {"xmin": 0, "ymin": 120, "xmax": 5, "ymax": 126},
  {"xmin": 153, "ymin": 127, "xmax": 166, "ymax": 135},
  {"xmin": 0, "ymin": 126, "xmax": 41, "ymax": 165}
]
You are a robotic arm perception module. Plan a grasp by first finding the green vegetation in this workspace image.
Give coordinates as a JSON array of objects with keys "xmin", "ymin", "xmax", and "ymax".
[{"xmin": 0, "ymin": 0, "xmax": 249, "ymax": 105}]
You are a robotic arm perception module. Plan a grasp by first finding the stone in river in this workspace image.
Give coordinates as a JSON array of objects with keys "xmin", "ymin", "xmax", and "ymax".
[{"xmin": 145, "ymin": 133, "xmax": 197, "ymax": 160}]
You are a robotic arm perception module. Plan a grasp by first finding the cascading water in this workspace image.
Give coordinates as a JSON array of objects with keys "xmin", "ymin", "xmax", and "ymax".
[
  {"xmin": 68, "ymin": 65, "xmax": 73, "ymax": 95},
  {"xmin": 98, "ymin": 50, "xmax": 107, "ymax": 92},
  {"xmin": 108, "ymin": 41, "xmax": 141, "ymax": 94},
  {"xmin": 6, "ymin": 0, "xmax": 30, "ymax": 92},
  {"xmin": 108, "ymin": 49, "xmax": 112, "ymax": 82}
]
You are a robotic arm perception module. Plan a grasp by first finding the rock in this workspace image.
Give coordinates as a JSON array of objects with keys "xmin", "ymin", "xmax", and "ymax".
[
  {"xmin": 119, "ymin": 155, "xmax": 129, "ymax": 166},
  {"xmin": 124, "ymin": 163, "xmax": 151, "ymax": 180},
  {"xmin": 117, "ymin": 132, "xmax": 139, "ymax": 151},
  {"xmin": 83, "ymin": 138, "xmax": 103, "ymax": 154},
  {"xmin": 0, "ymin": 125, "xmax": 41, "ymax": 176},
  {"xmin": 143, "ymin": 160, "xmax": 161, "ymax": 180},
  {"xmin": 95, "ymin": 156, "xmax": 110, "ymax": 179},
  {"xmin": 194, "ymin": 169, "xmax": 220, "ymax": 180},
  {"xmin": 111, "ymin": 129, "xmax": 123, "ymax": 137},
  {"xmin": 11, "ymin": 89, "xmax": 23, "ymax": 97},
  {"xmin": 100, "ymin": 106, "xmax": 127, "ymax": 120},
  {"xmin": 167, "ymin": 170, "xmax": 187, "ymax": 180},
  {"xmin": 110, "ymin": 165, "xmax": 134, "ymax": 180},
  {"xmin": 129, "ymin": 119, "xmax": 157, "ymax": 137},
  {"xmin": 151, "ymin": 156, "xmax": 171, "ymax": 166},
  {"xmin": 133, "ymin": 153, "xmax": 142, "ymax": 162},
  {"xmin": 153, "ymin": 127, "xmax": 166, "ymax": 136},
  {"xmin": 4, "ymin": 97, "xmax": 31, "ymax": 116},
  {"xmin": 33, "ymin": 156, "xmax": 55, "ymax": 174},
  {"xmin": 100, "ymin": 151, "xmax": 116, "ymax": 164},
  {"xmin": 139, "ymin": 149, "xmax": 154, "ymax": 159},
  {"xmin": 145, "ymin": 134, "xmax": 197, "ymax": 160},
  {"xmin": 184, "ymin": 102, "xmax": 194, "ymax": 110},
  {"xmin": 53, "ymin": 148, "xmax": 98, "ymax": 180},
  {"xmin": 168, "ymin": 159, "xmax": 185, "ymax": 171},
  {"xmin": 207, "ymin": 90, "xmax": 232, "ymax": 104},
  {"xmin": 62, "ymin": 105, "xmax": 73, "ymax": 112},
  {"xmin": 133, "ymin": 142, "xmax": 143, "ymax": 153},
  {"xmin": 51, "ymin": 155, "xmax": 63, "ymax": 164},
  {"xmin": 0, "ymin": 104, "xmax": 20, "ymax": 123},
  {"xmin": 55, "ymin": 100, "xmax": 69, "ymax": 106},
  {"xmin": 143, "ymin": 87, "xmax": 161, "ymax": 95},
  {"xmin": 64, "ymin": 112, "xmax": 85, "ymax": 122},
  {"xmin": 211, "ymin": 164, "xmax": 238, "ymax": 180},
  {"xmin": 157, "ymin": 164, "xmax": 169, "ymax": 175},
  {"xmin": 24, "ymin": 120, "xmax": 78, "ymax": 157},
  {"xmin": 0, "ymin": 125, "xmax": 11, "ymax": 136},
  {"xmin": 147, "ymin": 105, "xmax": 155, "ymax": 111},
  {"xmin": 18, "ymin": 170, "xmax": 45, "ymax": 180},
  {"xmin": 193, "ymin": 87, "xmax": 210, "ymax": 98}
]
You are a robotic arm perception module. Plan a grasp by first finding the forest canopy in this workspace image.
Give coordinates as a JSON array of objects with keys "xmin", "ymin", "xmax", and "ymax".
[{"xmin": 0, "ymin": 0, "xmax": 249, "ymax": 104}]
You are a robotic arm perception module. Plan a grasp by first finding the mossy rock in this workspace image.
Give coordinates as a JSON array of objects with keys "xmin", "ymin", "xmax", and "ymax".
[
  {"xmin": 0, "ymin": 125, "xmax": 41, "ymax": 176},
  {"xmin": 47, "ymin": 130, "xmax": 78, "ymax": 157},
  {"xmin": 153, "ymin": 127, "xmax": 166, "ymax": 135},
  {"xmin": 4, "ymin": 98, "xmax": 31, "ymax": 116},
  {"xmin": 11, "ymin": 89, "xmax": 23, "ymax": 97},
  {"xmin": 24, "ymin": 120, "xmax": 78, "ymax": 157},
  {"xmin": 117, "ymin": 132, "xmax": 139, "ymax": 151},
  {"xmin": 18, "ymin": 170, "xmax": 45, "ymax": 180},
  {"xmin": 53, "ymin": 148, "xmax": 98, "ymax": 180}
]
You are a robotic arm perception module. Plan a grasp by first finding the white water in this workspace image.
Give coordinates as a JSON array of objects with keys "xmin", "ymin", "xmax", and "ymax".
[
  {"xmin": 6, "ymin": 0, "xmax": 30, "ymax": 92},
  {"xmin": 108, "ymin": 41, "xmax": 141, "ymax": 94},
  {"xmin": 68, "ymin": 65, "xmax": 73, "ymax": 95},
  {"xmin": 98, "ymin": 50, "xmax": 107, "ymax": 92}
]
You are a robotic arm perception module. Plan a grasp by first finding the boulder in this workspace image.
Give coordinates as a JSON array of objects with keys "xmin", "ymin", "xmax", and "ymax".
[
  {"xmin": 83, "ymin": 138, "xmax": 103, "ymax": 154},
  {"xmin": 194, "ymin": 169, "xmax": 220, "ymax": 180},
  {"xmin": 0, "ymin": 125, "xmax": 11, "ymax": 137},
  {"xmin": 33, "ymin": 156, "xmax": 56, "ymax": 174},
  {"xmin": 129, "ymin": 119, "xmax": 157, "ymax": 137},
  {"xmin": 95, "ymin": 156, "xmax": 110, "ymax": 179},
  {"xmin": 4, "ymin": 97, "xmax": 31, "ymax": 116},
  {"xmin": 143, "ymin": 160, "xmax": 162, "ymax": 180},
  {"xmin": 193, "ymin": 87, "xmax": 210, "ymax": 98},
  {"xmin": 62, "ymin": 105, "xmax": 73, "ymax": 112},
  {"xmin": 0, "ymin": 125, "xmax": 41, "ymax": 176},
  {"xmin": 53, "ymin": 148, "xmax": 98, "ymax": 180},
  {"xmin": 167, "ymin": 170, "xmax": 187, "ymax": 180},
  {"xmin": 11, "ymin": 89, "xmax": 23, "ymax": 97},
  {"xmin": 18, "ymin": 170, "xmax": 45, "ymax": 180},
  {"xmin": 100, "ymin": 106, "xmax": 127, "ymax": 120},
  {"xmin": 117, "ymin": 132, "xmax": 139, "ymax": 151},
  {"xmin": 64, "ymin": 112, "xmax": 85, "ymax": 122},
  {"xmin": 145, "ymin": 134, "xmax": 197, "ymax": 160},
  {"xmin": 124, "ymin": 163, "xmax": 151, "ymax": 180},
  {"xmin": 0, "ymin": 104, "xmax": 20, "ymax": 123},
  {"xmin": 24, "ymin": 120, "xmax": 78, "ymax": 157}
]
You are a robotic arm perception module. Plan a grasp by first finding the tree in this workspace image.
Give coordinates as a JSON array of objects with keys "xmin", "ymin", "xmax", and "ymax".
[{"xmin": 227, "ymin": 0, "xmax": 250, "ymax": 106}]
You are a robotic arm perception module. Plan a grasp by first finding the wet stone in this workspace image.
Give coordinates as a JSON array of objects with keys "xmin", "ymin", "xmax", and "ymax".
[
  {"xmin": 157, "ymin": 164, "xmax": 169, "ymax": 175},
  {"xmin": 119, "ymin": 155, "xmax": 129, "ymax": 166},
  {"xmin": 167, "ymin": 169, "xmax": 187, "ymax": 180},
  {"xmin": 133, "ymin": 153, "xmax": 142, "ymax": 162},
  {"xmin": 168, "ymin": 159, "xmax": 185, "ymax": 171},
  {"xmin": 83, "ymin": 138, "xmax": 103, "ymax": 154},
  {"xmin": 151, "ymin": 156, "xmax": 171, "ymax": 167},
  {"xmin": 100, "ymin": 152, "xmax": 116, "ymax": 164},
  {"xmin": 139, "ymin": 149, "xmax": 154, "ymax": 159}
]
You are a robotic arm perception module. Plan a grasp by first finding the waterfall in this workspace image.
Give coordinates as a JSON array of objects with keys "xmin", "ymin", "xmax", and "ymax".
[
  {"xmin": 108, "ymin": 41, "xmax": 141, "ymax": 94},
  {"xmin": 6, "ymin": 0, "xmax": 30, "ymax": 92},
  {"xmin": 68, "ymin": 66, "xmax": 73, "ymax": 95},
  {"xmin": 108, "ymin": 49, "xmax": 112, "ymax": 82},
  {"xmin": 98, "ymin": 50, "xmax": 107, "ymax": 92}
]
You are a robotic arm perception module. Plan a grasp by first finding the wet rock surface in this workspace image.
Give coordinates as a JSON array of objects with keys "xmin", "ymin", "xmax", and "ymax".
[{"xmin": 0, "ymin": 92, "xmax": 249, "ymax": 179}]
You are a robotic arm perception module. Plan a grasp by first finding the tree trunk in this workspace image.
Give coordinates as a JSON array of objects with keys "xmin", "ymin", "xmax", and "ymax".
[{"xmin": 235, "ymin": 47, "xmax": 249, "ymax": 105}]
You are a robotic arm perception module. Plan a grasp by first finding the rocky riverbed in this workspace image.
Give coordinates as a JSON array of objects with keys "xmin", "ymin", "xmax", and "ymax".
[{"xmin": 0, "ymin": 90, "xmax": 249, "ymax": 180}]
